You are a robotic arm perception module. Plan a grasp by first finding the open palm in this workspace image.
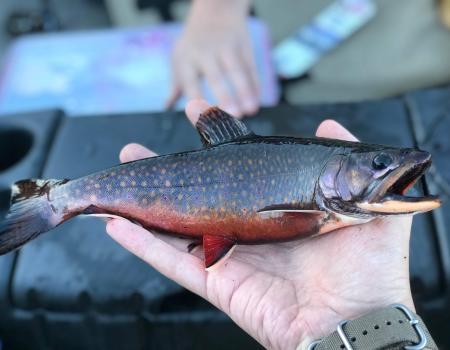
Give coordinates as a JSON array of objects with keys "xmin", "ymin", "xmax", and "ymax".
[{"xmin": 106, "ymin": 100, "xmax": 414, "ymax": 350}]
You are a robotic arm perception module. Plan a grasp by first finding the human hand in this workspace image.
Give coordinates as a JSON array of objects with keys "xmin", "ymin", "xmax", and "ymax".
[
  {"xmin": 106, "ymin": 100, "xmax": 414, "ymax": 350},
  {"xmin": 167, "ymin": 0, "xmax": 259, "ymax": 118}
]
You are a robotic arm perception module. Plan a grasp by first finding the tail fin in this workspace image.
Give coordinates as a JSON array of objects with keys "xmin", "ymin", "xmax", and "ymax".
[{"xmin": 0, "ymin": 179, "xmax": 68, "ymax": 255}]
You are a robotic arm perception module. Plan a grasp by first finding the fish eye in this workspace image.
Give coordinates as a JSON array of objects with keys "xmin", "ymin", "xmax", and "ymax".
[{"xmin": 372, "ymin": 153, "xmax": 393, "ymax": 170}]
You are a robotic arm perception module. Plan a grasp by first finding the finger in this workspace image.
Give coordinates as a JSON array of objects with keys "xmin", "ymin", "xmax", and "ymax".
[
  {"xmin": 220, "ymin": 51, "xmax": 258, "ymax": 115},
  {"xmin": 240, "ymin": 44, "xmax": 260, "ymax": 110},
  {"xmin": 120, "ymin": 143, "xmax": 157, "ymax": 163},
  {"xmin": 202, "ymin": 57, "xmax": 242, "ymax": 117},
  {"xmin": 177, "ymin": 62, "xmax": 203, "ymax": 101},
  {"xmin": 315, "ymin": 119, "xmax": 359, "ymax": 142},
  {"xmin": 165, "ymin": 84, "xmax": 181, "ymax": 110},
  {"xmin": 153, "ymin": 232, "xmax": 204, "ymax": 259},
  {"xmin": 185, "ymin": 99, "xmax": 211, "ymax": 125},
  {"xmin": 106, "ymin": 218, "xmax": 207, "ymax": 297}
]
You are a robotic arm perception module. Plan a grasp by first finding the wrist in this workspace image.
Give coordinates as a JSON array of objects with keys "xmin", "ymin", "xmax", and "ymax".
[
  {"xmin": 295, "ymin": 293, "xmax": 415, "ymax": 350},
  {"xmin": 299, "ymin": 304, "xmax": 437, "ymax": 350}
]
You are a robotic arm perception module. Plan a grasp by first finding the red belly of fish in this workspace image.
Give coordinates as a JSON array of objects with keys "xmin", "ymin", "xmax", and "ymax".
[{"xmin": 108, "ymin": 202, "xmax": 325, "ymax": 243}]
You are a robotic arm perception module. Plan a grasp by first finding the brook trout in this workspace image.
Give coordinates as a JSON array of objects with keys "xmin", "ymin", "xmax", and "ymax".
[{"xmin": 0, "ymin": 108, "xmax": 441, "ymax": 268}]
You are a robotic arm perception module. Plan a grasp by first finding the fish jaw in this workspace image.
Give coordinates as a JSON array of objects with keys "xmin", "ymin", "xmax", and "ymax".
[
  {"xmin": 357, "ymin": 194, "xmax": 441, "ymax": 214},
  {"xmin": 357, "ymin": 151, "xmax": 441, "ymax": 215}
]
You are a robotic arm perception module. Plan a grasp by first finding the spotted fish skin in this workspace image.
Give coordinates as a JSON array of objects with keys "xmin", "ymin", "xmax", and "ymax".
[
  {"xmin": 0, "ymin": 107, "xmax": 439, "ymax": 267},
  {"xmin": 50, "ymin": 138, "xmax": 339, "ymax": 243}
]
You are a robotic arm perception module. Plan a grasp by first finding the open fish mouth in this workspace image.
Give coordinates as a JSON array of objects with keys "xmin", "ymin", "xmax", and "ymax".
[{"xmin": 358, "ymin": 153, "xmax": 441, "ymax": 214}]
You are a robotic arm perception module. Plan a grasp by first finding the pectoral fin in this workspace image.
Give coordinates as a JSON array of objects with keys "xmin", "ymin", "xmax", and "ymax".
[
  {"xmin": 257, "ymin": 205, "xmax": 325, "ymax": 219},
  {"xmin": 196, "ymin": 107, "xmax": 254, "ymax": 147},
  {"xmin": 203, "ymin": 234, "xmax": 236, "ymax": 270}
]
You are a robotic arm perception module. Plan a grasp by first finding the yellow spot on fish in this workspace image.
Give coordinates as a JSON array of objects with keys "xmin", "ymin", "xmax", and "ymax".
[
  {"xmin": 150, "ymin": 191, "xmax": 156, "ymax": 197},
  {"xmin": 111, "ymin": 171, "xmax": 116, "ymax": 176},
  {"xmin": 130, "ymin": 170, "xmax": 135, "ymax": 176},
  {"xmin": 106, "ymin": 184, "xmax": 112, "ymax": 191},
  {"xmin": 271, "ymin": 179, "xmax": 275, "ymax": 185},
  {"xmin": 258, "ymin": 160, "xmax": 263, "ymax": 165},
  {"xmin": 142, "ymin": 198, "xmax": 148, "ymax": 205},
  {"xmin": 238, "ymin": 174, "xmax": 244, "ymax": 180},
  {"xmin": 94, "ymin": 183, "xmax": 100, "ymax": 189},
  {"xmin": 161, "ymin": 168, "xmax": 167, "ymax": 174},
  {"xmin": 179, "ymin": 179, "xmax": 184, "ymax": 186},
  {"xmin": 220, "ymin": 207, "xmax": 225, "ymax": 213},
  {"xmin": 89, "ymin": 194, "xmax": 97, "ymax": 201},
  {"xmin": 228, "ymin": 160, "xmax": 232, "ymax": 166},
  {"xmin": 153, "ymin": 179, "xmax": 158, "ymax": 185},
  {"xmin": 141, "ymin": 181, "xmax": 147, "ymax": 187},
  {"xmin": 165, "ymin": 180, "xmax": 171, "ymax": 187},
  {"xmin": 120, "ymin": 181, "xmax": 126, "ymax": 187},
  {"xmin": 202, "ymin": 187, "xmax": 206, "ymax": 192},
  {"xmin": 248, "ymin": 159, "xmax": 253, "ymax": 165},
  {"xmin": 197, "ymin": 177, "xmax": 202, "ymax": 184},
  {"xmin": 178, "ymin": 194, "xmax": 183, "ymax": 200},
  {"xmin": 131, "ymin": 181, "xmax": 136, "ymax": 186}
]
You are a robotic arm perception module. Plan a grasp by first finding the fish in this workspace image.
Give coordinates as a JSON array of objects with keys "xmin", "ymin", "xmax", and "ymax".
[{"xmin": 0, "ymin": 107, "xmax": 441, "ymax": 269}]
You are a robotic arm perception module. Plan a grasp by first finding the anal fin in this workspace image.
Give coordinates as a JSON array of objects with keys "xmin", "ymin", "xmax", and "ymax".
[{"xmin": 203, "ymin": 234, "xmax": 236, "ymax": 270}]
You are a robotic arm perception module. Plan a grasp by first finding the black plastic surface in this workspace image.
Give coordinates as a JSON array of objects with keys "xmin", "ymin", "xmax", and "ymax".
[{"xmin": 0, "ymin": 110, "xmax": 62, "ymax": 346}]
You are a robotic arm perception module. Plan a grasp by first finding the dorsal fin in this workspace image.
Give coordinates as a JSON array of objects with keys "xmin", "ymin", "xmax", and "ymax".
[{"xmin": 195, "ymin": 107, "xmax": 254, "ymax": 147}]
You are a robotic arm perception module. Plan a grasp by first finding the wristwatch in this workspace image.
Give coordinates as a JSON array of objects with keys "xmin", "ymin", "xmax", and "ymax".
[{"xmin": 306, "ymin": 304, "xmax": 438, "ymax": 350}]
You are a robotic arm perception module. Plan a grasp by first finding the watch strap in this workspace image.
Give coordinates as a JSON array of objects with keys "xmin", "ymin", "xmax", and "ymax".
[{"xmin": 309, "ymin": 304, "xmax": 437, "ymax": 350}]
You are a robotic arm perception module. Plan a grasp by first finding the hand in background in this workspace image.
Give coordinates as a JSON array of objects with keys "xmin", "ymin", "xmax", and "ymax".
[
  {"xmin": 106, "ymin": 100, "xmax": 414, "ymax": 350},
  {"xmin": 167, "ymin": 0, "xmax": 259, "ymax": 118}
]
